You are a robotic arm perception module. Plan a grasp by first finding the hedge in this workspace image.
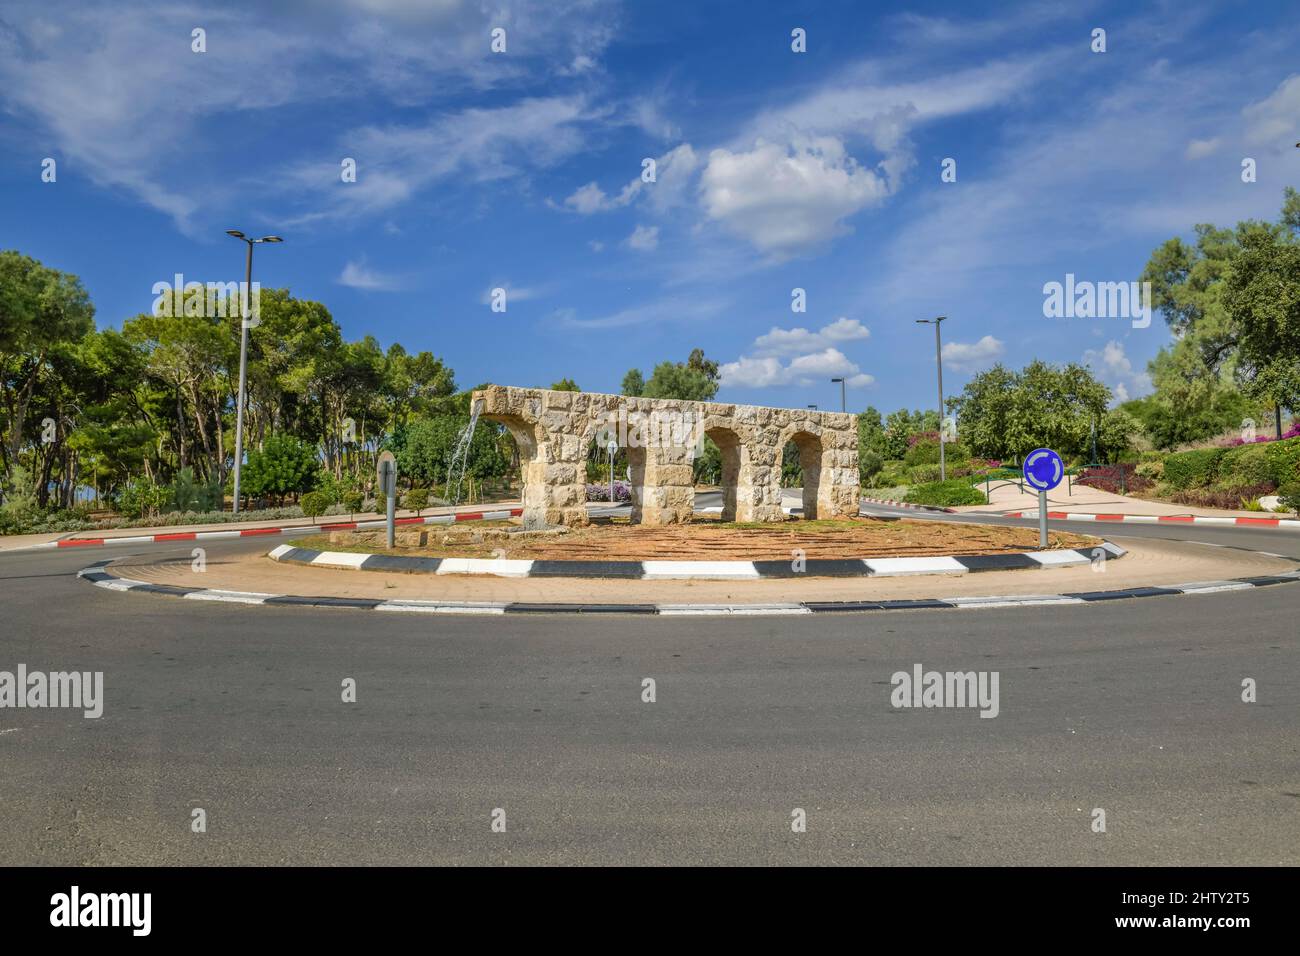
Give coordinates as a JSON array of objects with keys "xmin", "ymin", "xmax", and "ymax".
[
  {"xmin": 1263, "ymin": 436, "xmax": 1300, "ymax": 486},
  {"xmin": 1163, "ymin": 448, "xmax": 1223, "ymax": 489},
  {"xmin": 1217, "ymin": 443, "xmax": 1275, "ymax": 487},
  {"xmin": 903, "ymin": 479, "xmax": 987, "ymax": 507}
]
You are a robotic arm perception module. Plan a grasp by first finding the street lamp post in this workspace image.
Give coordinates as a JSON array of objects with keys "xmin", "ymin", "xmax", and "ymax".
[
  {"xmin": 916, "ymin": 316, "xmax": 948, "ymax": 481},
  {"xmin": 226, "ymin": 230, "xmax": 283, "ymax": 514},
  {"xmin": 830, "ymin": 376, "xmax": 846, "ymax": 413}
]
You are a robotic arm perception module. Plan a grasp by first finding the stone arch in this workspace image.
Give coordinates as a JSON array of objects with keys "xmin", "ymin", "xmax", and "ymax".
[
  {"xmin": 704, "ymin": 425, "xmax": 748, "ymax": 521},
  {"xmin": 780, "ymin": 421, "xmax": 832, "ymax": 520},
  {"xmin": 478, "ymin": 410, "xmax": 552, "ymax": 529},
  {"xmin": 786, "ymin": 429, "xmax": 825, "ymax": 518}
]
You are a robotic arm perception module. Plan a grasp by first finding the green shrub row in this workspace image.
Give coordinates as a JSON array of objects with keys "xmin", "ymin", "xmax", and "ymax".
[{"xmin": 1163, "ymin": 437, "xmax": 1300, "ymax": 490}]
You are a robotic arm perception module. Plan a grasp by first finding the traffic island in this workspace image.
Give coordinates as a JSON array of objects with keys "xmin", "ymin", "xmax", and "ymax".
[
  {"xmin": 285, "ymin": 514, "xmax": 1099, "ymax": 563},
  {"xmin": 74, "ymin": 534, "xmax": 1300, "ymax": 615}
]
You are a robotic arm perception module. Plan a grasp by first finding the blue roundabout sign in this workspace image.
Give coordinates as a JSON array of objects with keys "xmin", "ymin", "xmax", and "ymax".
[{"xmin": 1022, "ymin": 447, "xmax": 1064, "ymax": 492}]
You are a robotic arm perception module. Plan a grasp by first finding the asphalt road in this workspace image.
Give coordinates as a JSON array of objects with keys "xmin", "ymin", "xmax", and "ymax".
[{"xmin": 1, "ymin": 509, "xmax": 1297, "ymax": 865}]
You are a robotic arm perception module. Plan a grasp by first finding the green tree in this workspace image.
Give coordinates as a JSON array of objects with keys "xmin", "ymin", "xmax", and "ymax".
[
  {"xmin": 550, "ymin": 378, "xmax": 580, "ymax": 392},
  {"xmin": 1137, "ymin": 189, "xmax": 1300, "ymax": 444},
  {"xmin": 1222, "ymin": 228, "xmax": 1300, "ymax": 415},
  {"xmin": 0, "ymin": 251, "xmax": 96, "ymax": 475},
  {"xmin": 950, "ymin": 361, "xmax": 1132, "ymax": 462},
  {"xmin": 620, "ymin": 368, "xmax": 645, "ymax": 397},
  {"xmin": 643, "ymin": 349, "xmax": 720, "ymax": 402},
  {"xmin": 240, "ymin": 433, "xmax": 318, "ymax": 505}
]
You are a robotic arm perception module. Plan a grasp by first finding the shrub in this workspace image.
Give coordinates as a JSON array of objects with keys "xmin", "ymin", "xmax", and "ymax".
[
  {"xmin": 169, "ymin": 466, "xmax": 223, "ymax": 513},
  {"xmin": 0, "ymin": 465, "xmax": 41, "ymax": 525},
  {"xmin": 903, "ymin": 479, "xmax": 987, "ymax": 507},
  {"xmin": 341, "ymin": 490, "xmax": 364, "ymax": 518},
  {"xmin": 1263, "ymin": 436, "xmax": 1300, "ymax": 486},
  {"xmin": 1169, "ymin": 482, "xmax": 1276, "ymax": 511},
  {"xmin": 1278, "ymin": 482, "xmax": 1300, "ymax": 516},
  {"xmin": 299, "ymin": 491, "xmax": 331, "ymax": 522},
  {"xmin": 877, "ymin": 460, "xmax": 909, "ymax": 486},
  {"xmin": 241, "ymin": 434, "xmax": 319, "ymax": 504},
  {"xmin": 585, "ymin": 480, "xmax": 631, "ymax": 503},
  {"xmin": 1135, "ymin": 459, "xmax": 1164, "ymax": 480},
  {"xmin": 403, "ymin": 488, "xmax": 430, "ymax": 515},
  {"xmin": 117, "ymin": 476, "xmax": 170, "ymax": 520},
  {"xmin": 1074, "ymin": 464, "xmax": 1153, "ymax": 495},
  {"xmin": 1163, "ymin": 448, "xmax": 1224, "ymax": 489},
  {"xmin": 908, "ymin": 463, "xmax": 943, "ymax": 484},
  {"xmin": 903, "ymin": 434, "xmax": 970, "ymax": 467},
  {"xmin": 858, "ymin": 449, "xmax": 883, "ymax": 485},
  {"xmin": 1218, "ymin": 443, "xmax": 1274, "ymax": 486}
]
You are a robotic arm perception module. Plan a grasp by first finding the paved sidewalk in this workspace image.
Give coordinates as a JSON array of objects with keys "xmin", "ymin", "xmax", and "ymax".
[
  {"xmin": 958, "ymin": 479, "xmax": 1287, "ymax": 519},
  {"xmin": 0, "ymin": 500, "xmax": 522, "ymax": 552}
]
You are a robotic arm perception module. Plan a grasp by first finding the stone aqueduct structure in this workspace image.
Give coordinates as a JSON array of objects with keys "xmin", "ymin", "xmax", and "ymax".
[{"xmin": 471, "ymin": 385, "xmax": 860, "ymax": 529}]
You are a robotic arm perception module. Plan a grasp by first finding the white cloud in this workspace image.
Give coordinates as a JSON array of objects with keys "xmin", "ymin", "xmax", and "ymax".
[
  {"xmin": 556, "ymin": 295, "xmax": 729, "ymax": 330},
  {"xmin": 1185, "ymin": 137, "xmax": 1221, "ymax": 160},
  {"xmin": 942, "ymin": 335, "xmax": 1005, "ymax": 371},
  {"xmin": 1243, "ymin": 74, "xmax": 1300, "ymax": 148},
  {"xmin": 337, "ymin": 258, "xmax": 402, "ymax": 291},
  {"xmin": 721, "ymin": 346, "xmax": 873, "ymax": 389},
  {"xmin": 700, "ymin": 136, "xmax": 890, "ymax": 258},
  {"xmin": 560, "ymin": 143, "xmax": 700, "ymax": 215},
  {"xmin": 479, "ymin": 282, "xmax": 546, "ymax": 305},
  {"xmin": 752, "ymin": 318, "xmax": 870, "ymax": 356},
  {"xmin": 624, "ymin": 224, "xmax": 659, "ymax": 251},
  {"xmin": 285, "ymin": 95, "xmax": 600, "ymax": 225},
  {"xmin": 0, "ymin": 1, "xmax": 622, "ymax": 230},
  {"xmin": 1082, "ymin": 340, "xmax": 1152, "ymax": 404}
]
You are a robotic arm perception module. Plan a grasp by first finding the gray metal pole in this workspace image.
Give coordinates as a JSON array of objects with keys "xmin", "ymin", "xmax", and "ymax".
[
  {"xmin": 231, "ymin": 240, "xmax": 253, "ymax": 514},
  {"xmin": 386, "ymin": 467, "xmax": 395, "ymax": 550},
  {"xmin": 840, "ymin": 378, "xmax": 846, "ymax": 413},
  {"xmin": 609, "ymin": 446, "xmax": 615, "ymax": 503},
  {"xmin": 935, "ymin": 320, "xmax": 946, "ymax": 482},
  {"xmin": 1038, "ymin": 489, "xmax": 1048, "ymax": 549}
]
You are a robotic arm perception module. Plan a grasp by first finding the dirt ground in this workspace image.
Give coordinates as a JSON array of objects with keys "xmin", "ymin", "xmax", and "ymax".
[{"xmin": 292, "ymin": 515, "xmax": 1098, "ymax": 561}]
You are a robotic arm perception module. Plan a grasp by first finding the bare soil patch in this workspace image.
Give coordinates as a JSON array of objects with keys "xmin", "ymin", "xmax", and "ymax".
[{"xmin": 290, "ymin": 515, "xmax": 1098, "ymax": 561}]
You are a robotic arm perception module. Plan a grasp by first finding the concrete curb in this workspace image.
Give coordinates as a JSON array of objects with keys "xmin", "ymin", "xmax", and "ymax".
[
  {"xmin": 16, "ymin": 508, "xmax": 525, "ymax": 551},
  {"xmin": 1004, "ymin": 510, "xmax": 1300, "ymax": 530},
  {"xmin": 267, "ymin": 541, "xmax": 1128, "ymax": 580},
  {"xmin": 76, "ymin": 555, "xmax": 1300, "ymax": 616}
]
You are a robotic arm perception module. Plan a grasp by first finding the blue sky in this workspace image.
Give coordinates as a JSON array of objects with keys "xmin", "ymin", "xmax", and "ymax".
[{"xmin": 2, "ymin": 0, "xmax": 1297, "ymax": 413}]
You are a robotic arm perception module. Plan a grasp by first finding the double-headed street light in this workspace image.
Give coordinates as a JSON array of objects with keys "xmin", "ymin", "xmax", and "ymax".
[
  {"xmin": 916, "ymin": 316, "xmax": 948, "ymax": 481},
  {"xmin": 226, "ymin": 230, "xmax": 283, "ymax": 514},
  {"xmin": 830, "ymin": 376, "xmax": 846, "ymax": 413}
]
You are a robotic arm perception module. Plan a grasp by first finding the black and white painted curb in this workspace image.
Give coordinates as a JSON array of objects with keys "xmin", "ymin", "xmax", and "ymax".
[
  {"xmin": 267, "ymin": 542, "xmax": 1128, "ymax": 579},
  {"xmin": 76, "ymin": 557, "xmax": 1300, "ymax": 615},
  {"xmin": 860, "ymin": 497, "xmax": 956, "ymax": 513}
]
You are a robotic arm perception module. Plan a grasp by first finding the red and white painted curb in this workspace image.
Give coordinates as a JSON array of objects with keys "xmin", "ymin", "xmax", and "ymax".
[
  {"xmin": 860, "ymin": 497, "xmax": 956, "ymax": 513},
  {"xmin": 1004, "ymin": 510, "xmax": 1300, "ymax": 530},
  {"xmin": 26, "ymin": 508, "xmax": 525, "ymax": 551}
]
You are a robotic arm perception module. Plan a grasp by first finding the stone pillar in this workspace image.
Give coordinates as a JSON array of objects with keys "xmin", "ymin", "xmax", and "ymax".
[{"xmin": 475, "ymin": 385, "xmax": 589, "ymax": 530}]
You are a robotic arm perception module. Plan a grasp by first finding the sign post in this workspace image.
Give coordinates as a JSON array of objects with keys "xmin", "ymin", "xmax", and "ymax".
[
  {"xmin": 376, "ymin": 450, "xmax": 398, "ymax": 550},
  {"xmin": 1022, "ymin": 447, "xmax": 1064, "ymax": 549}
]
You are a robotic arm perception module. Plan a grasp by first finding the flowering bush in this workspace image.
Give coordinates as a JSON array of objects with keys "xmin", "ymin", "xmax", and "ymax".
[
  {"xmin": 1074, "ymin": 463, "xmax": 1154, "ymax": 495},
  {"xmin": 1223, "ymin": 423, "xmax": 1300, "ymax": 446},
  {"xmin": 585, "ymin": 480, "xmax": 632, "ymax": 503}
]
